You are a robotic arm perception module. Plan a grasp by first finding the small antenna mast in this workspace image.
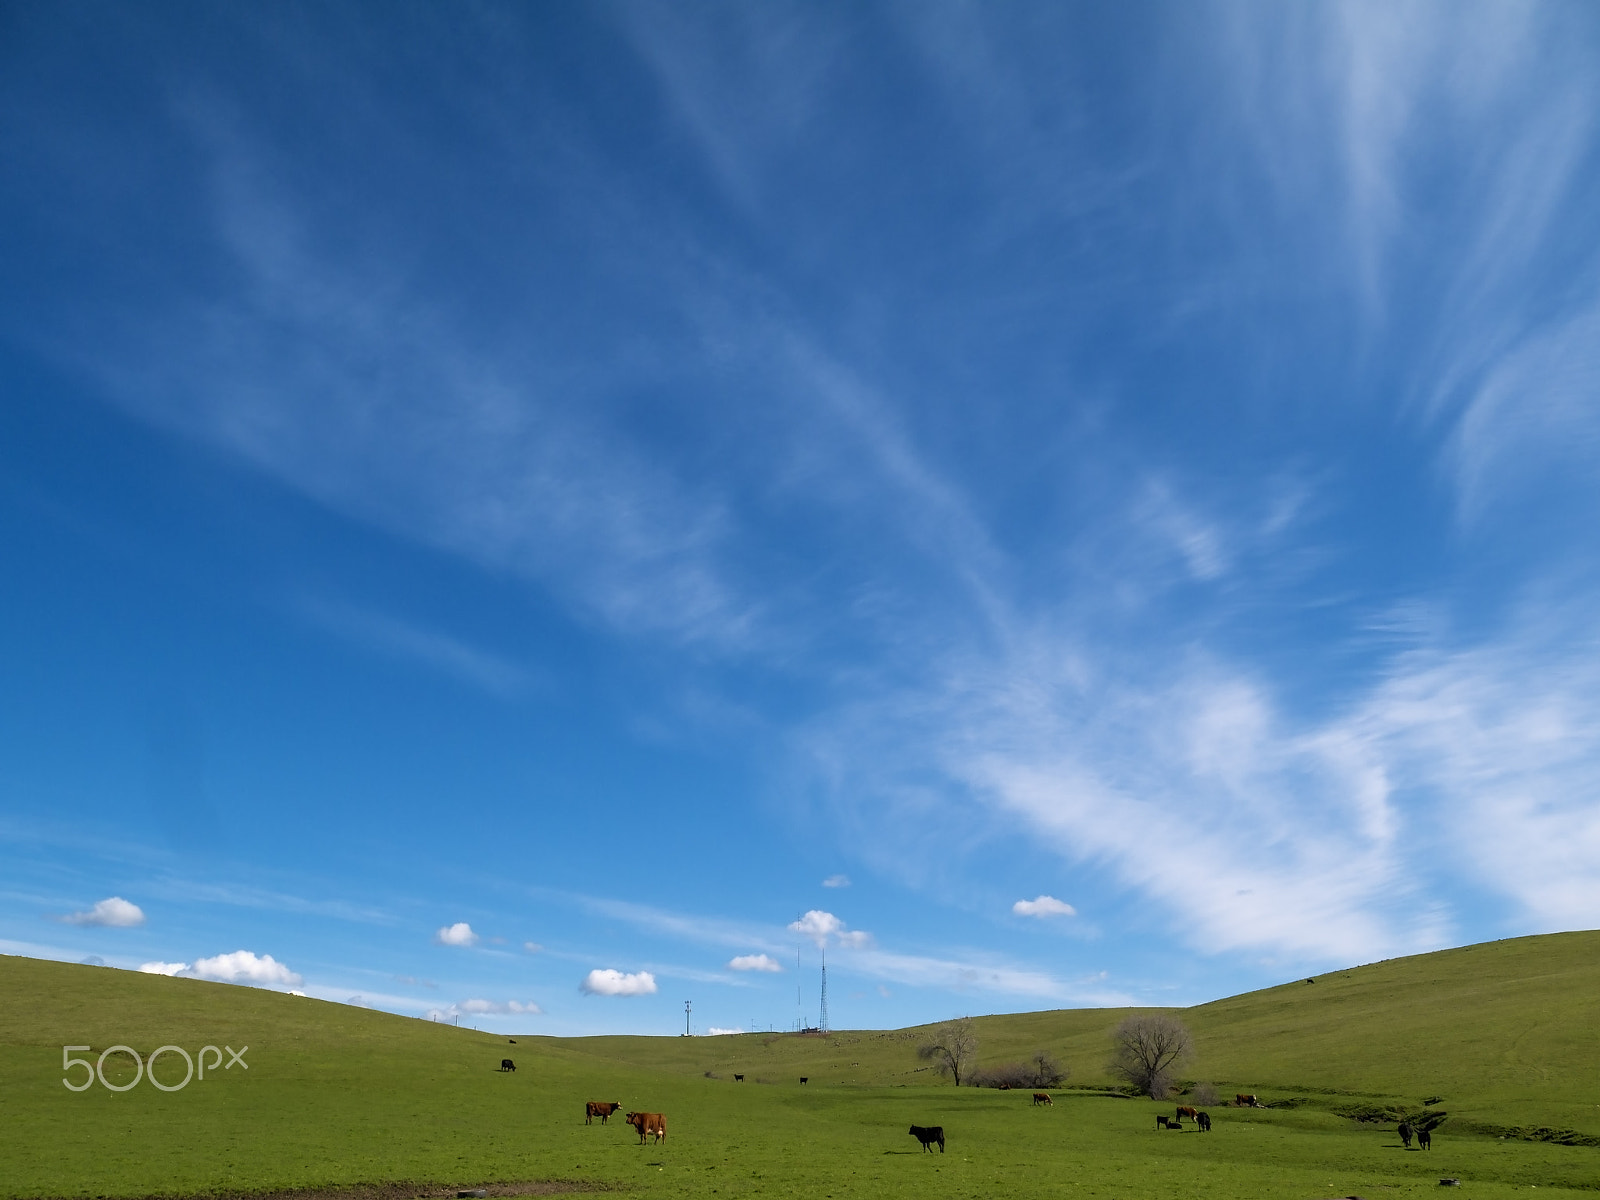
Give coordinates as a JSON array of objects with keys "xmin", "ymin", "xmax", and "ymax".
[
  {"xmin": 819, "ymin": 946, "xmax": 830, "ymax": 1034},
  {"xmin": 684, "ymin": 999, "xmax": 692, "ymax": 1037}
]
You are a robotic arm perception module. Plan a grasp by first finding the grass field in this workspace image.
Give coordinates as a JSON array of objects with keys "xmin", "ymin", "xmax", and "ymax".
[{"xmin": 3, "ymin": 932, "xmax": 1599, "ymax": 1199}]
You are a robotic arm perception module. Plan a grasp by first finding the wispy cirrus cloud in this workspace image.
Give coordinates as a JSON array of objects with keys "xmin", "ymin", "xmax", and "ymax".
[{"xmin": 295, "ymin": 596, "xmax": 530, "ymax": 696}]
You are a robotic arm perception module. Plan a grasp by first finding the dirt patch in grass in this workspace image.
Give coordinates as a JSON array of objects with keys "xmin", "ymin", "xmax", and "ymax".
[{"xmin": 39, "ymin": 1183, "xmax": 618, "ymax": 1200}]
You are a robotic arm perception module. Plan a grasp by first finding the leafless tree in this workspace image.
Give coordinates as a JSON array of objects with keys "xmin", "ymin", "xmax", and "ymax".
[
  {"xmin": 917, "ymin": 1017, "xmax": 979, "ymax": 1087},
  {"xmin": 1109, "ymin": 1014, "xmax": 1191, "ymax": 1099}
]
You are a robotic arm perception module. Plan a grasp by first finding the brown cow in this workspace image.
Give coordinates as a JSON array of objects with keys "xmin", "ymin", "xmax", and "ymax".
[
  {"xmin": 584, "ymin": 1101, "xmax": 621, "ymax": 1125},
  {"xmin": 1175, "ymin": 1105, "xmax": 1198, "ymax": 1120},
  {"xmin": 626, "ymin": 1111, "xmax": 667, "ymax": 1144},
  {"xmin": 1235, "ymin": 1093, "xmax": 1260, "ymax": 1107},
  {"xmin": 1031, "ymin": 1092, "xmax": 1052, "ymax": 1106}
]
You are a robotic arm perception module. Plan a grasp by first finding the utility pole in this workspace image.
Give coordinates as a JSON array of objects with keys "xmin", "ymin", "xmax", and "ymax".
[{"xmin": 684, "ymin": 999, "xmax": 692, "ymax": 1037}]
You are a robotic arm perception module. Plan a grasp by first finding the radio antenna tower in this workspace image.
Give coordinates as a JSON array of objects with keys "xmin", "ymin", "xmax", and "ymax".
[
  {"xmin": 819, "ymin": 947, "xmax": 830, "ymax": 1034},
  {"xmin": 684, "ymin": 999, "xmax": 692, "ymax": 1037}
]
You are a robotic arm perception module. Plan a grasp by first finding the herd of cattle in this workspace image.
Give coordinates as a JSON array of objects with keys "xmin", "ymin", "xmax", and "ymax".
[{"xmin": 502, "ymin": 1060, "xmax": 1421, "ymax": 1154}]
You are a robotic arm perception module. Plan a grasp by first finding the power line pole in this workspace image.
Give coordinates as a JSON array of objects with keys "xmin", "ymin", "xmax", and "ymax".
[{"xmin": 684, "ymin": 999, "xmax": 692, "ymax": 1037}]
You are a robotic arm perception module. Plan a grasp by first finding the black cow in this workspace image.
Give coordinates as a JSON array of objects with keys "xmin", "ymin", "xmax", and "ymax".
[
  {"xmin": 499, "ymin": 1058, "xmax": 516, "ymax": 1072},
  {"xmin": 1156, "ymin": 1115, "xmax": 1170, "ymax": 1129},
  {"xmin": 1418, "ymin": 1128, "xmax": 1432, "ymax": 1150},
  {"xmin": 1197, "ymin": 1111, "xmax": 1212, "ymax": 1132},
  {"xmin": 1398, "ymin": 1121, "xmax": 1414, "ymax": 1149},
  {"xmin": 909, "ymin": 1125, "xmax": 945, "ymax": 1153},
  {"xmin": 733, "ymin": 1073, "xmax": 744, "ymax": 1082},
  {"xmin": 800, "ymin": 1077, "xmax": 808, "ymax": 1084}
]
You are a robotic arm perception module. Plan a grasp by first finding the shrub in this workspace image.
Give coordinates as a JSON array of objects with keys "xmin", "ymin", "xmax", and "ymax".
[{"xmin": 969, "ymin": 1052, "xmax": 1069, "ymax": 1090}]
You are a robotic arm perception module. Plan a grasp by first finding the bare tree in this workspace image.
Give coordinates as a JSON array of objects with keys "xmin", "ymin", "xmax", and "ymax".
[
  {"xmin": 917, "ymin": 1017, "xmax": 979, "ymax": 1087},
  {"xmin": 1031, "ymin": 1051, "xmax": 1068, "ymax": 1088},
  {"xmin": 1109, "ymin": 1014, "xmax": 1191, "ymax": 1099}
]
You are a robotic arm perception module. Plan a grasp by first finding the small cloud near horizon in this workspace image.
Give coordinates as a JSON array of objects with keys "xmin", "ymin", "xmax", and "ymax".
[
  {"xmin": 705, "ymin": 1026, "xmax": 744, "ymax": 1035},
  {"xmin": 434, "ymin": 922, "xmax": 478, "ymax": 946},
  {"xmin": 580, "ymin": 968, "xmax": 658, "ymax": 996},
  {"xmin": 822, "ymin": 874, "xmax": 850, "ymax": 888},
  {"xmin": 460, "ymin": 998, "xmax": 543, "ymax": 1015},
  {"xmin": 728, "ymin": 953, "xmax": 782, "ymax": 972},
  {"xmin": 139, "ymin": 950, "xmax": 302, "ymax": 987},
  {"xmin": 60, "ymin": 897, "xmax": 146, "ymax": 927},
  {"xmin": 1013, "ymin": 895, "xmax": 1077, "ymax": 919},
  {"xmin": 192, "ymin": 950, "xmax": 303, "ymax": 986}
]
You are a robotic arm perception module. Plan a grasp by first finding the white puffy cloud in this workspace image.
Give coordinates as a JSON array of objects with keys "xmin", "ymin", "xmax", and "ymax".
[
  {"xmin": 580, "ymin": 968, "xmax": 658, "ymax": 996},
  {"xmin": 1013, "ymin": 895, "xmax": 1077, "ymax": 919},
  {"xmin": 728, "ymin": 953, "xmax": 782, "ymax": 972},
  {"xmin": 61, "ymin": 897, "xmax": 146, "ymax": 927},
  {"xmin": 822, "ymin": 874, "xmax": 851, "ymax": 888},
  {"xmin": 523, "ymin": 941, "xmax": 543, "ymax": 953},
  {"xmin": 788, "ymin": 909, "xmax": 842, "ymax": 944},
  {"xmin": 705, "ymin": 1026, "xmax": 744, "ymax": 1035},
  {"xmin": 787, "ymin": 909, "xmax": 871, "ymax": 948},
  {"xmin": 434, "ymin": 922, "xmax": 478, "ymax": 946},
  {"xmin": 139, "ymin": 961, "xmax": 188, "ymax": 976},
  {"xmin": 190, "ymin": 950, "xmax": 304, "ymax": 986},
  {"xmin": 459, "ymin": 997, "xmax": 543, "ymax": 1015}
]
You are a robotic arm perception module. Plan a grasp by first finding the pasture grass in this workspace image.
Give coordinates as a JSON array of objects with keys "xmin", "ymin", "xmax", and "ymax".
[{"xmin": 3, "ymin": 932, "xmax": 1599, "ymax": 1198}]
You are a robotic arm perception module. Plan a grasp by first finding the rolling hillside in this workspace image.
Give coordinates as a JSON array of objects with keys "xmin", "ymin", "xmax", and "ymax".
[{"xmin": 3, "ymin": 931, "xmax": 1598, "ymax": 1198}]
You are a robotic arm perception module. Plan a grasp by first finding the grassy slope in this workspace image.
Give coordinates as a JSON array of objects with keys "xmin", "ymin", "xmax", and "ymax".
[
  {"xmin": 578, "ymin": 931, "xmax": 1600, "ymax": 1119},
  {"xmin": 2, "ymin": 932, "xmax": 1598, "ymax": 1199}
]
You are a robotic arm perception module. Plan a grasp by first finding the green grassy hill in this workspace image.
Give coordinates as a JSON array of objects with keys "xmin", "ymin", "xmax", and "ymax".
[{"xmin": 3, "ymin": 931, "xmax": 1599, "ymax": 1199}]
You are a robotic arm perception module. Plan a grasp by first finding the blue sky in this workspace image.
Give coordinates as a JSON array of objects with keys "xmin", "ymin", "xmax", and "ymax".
[{"xmin": 4, "ymin": 1, "xmax": 1600, "ymax": 1036}]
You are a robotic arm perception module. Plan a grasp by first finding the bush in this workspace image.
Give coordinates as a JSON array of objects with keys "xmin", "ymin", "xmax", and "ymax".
[
  {"xmin": 969, "ymin": 1052, "xmax": 1069, "ymax": 1090},
  {"xmin": 1191, "ymin": 1082, "xmax": 1220, "ymax": 1106}
]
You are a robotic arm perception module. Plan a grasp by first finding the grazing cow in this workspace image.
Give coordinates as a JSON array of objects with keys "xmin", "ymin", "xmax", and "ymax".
[
  {"xmin": 1418, "ymin": 1128, "xmax": 1432, "ymax": 1150},
  {"xmin": 733, "ymin": 1074, "xmax": 744, "ymax": 1082},
  {"xmin": 799, "ymin": 1077, "xmax": 808, "ymax": 1084},
  {"xmin": 1398, "ymin": 1121, "xmax": 1414, "ymax": 1149},
  {"xmin": 1197, "ymin": 1112, "xmax": 1212, "ymax": 1133},
  {"xmin": 1236, "ymin": 1093, "xmax": 1260, "ymax": 1108},
  {"xmin": 1175, "ymin": 1106, "xmax": 1198, "ymax": 1120},
  {"xmin": 584, "ymin": 1101, "xmax": 622, "ymax": 1125},
  {"xmin": 908, "ymin": 1125, "xmax": 945, "ymax": 1153},
  {"xmin": 499, "ymin": 1059, "xmax": 516, "ymax": 1072},
  {"xmin": 625, "ymin": 1111, "xmax": 667, "ymax": 1144},
  {"xmin": 1031, "ymin": 1092, "xmax": 1052, "ymax": 1106},
  {"xmin": 998, "ymin": 1083, "xmax": 1011, "ymax": 1090}
]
